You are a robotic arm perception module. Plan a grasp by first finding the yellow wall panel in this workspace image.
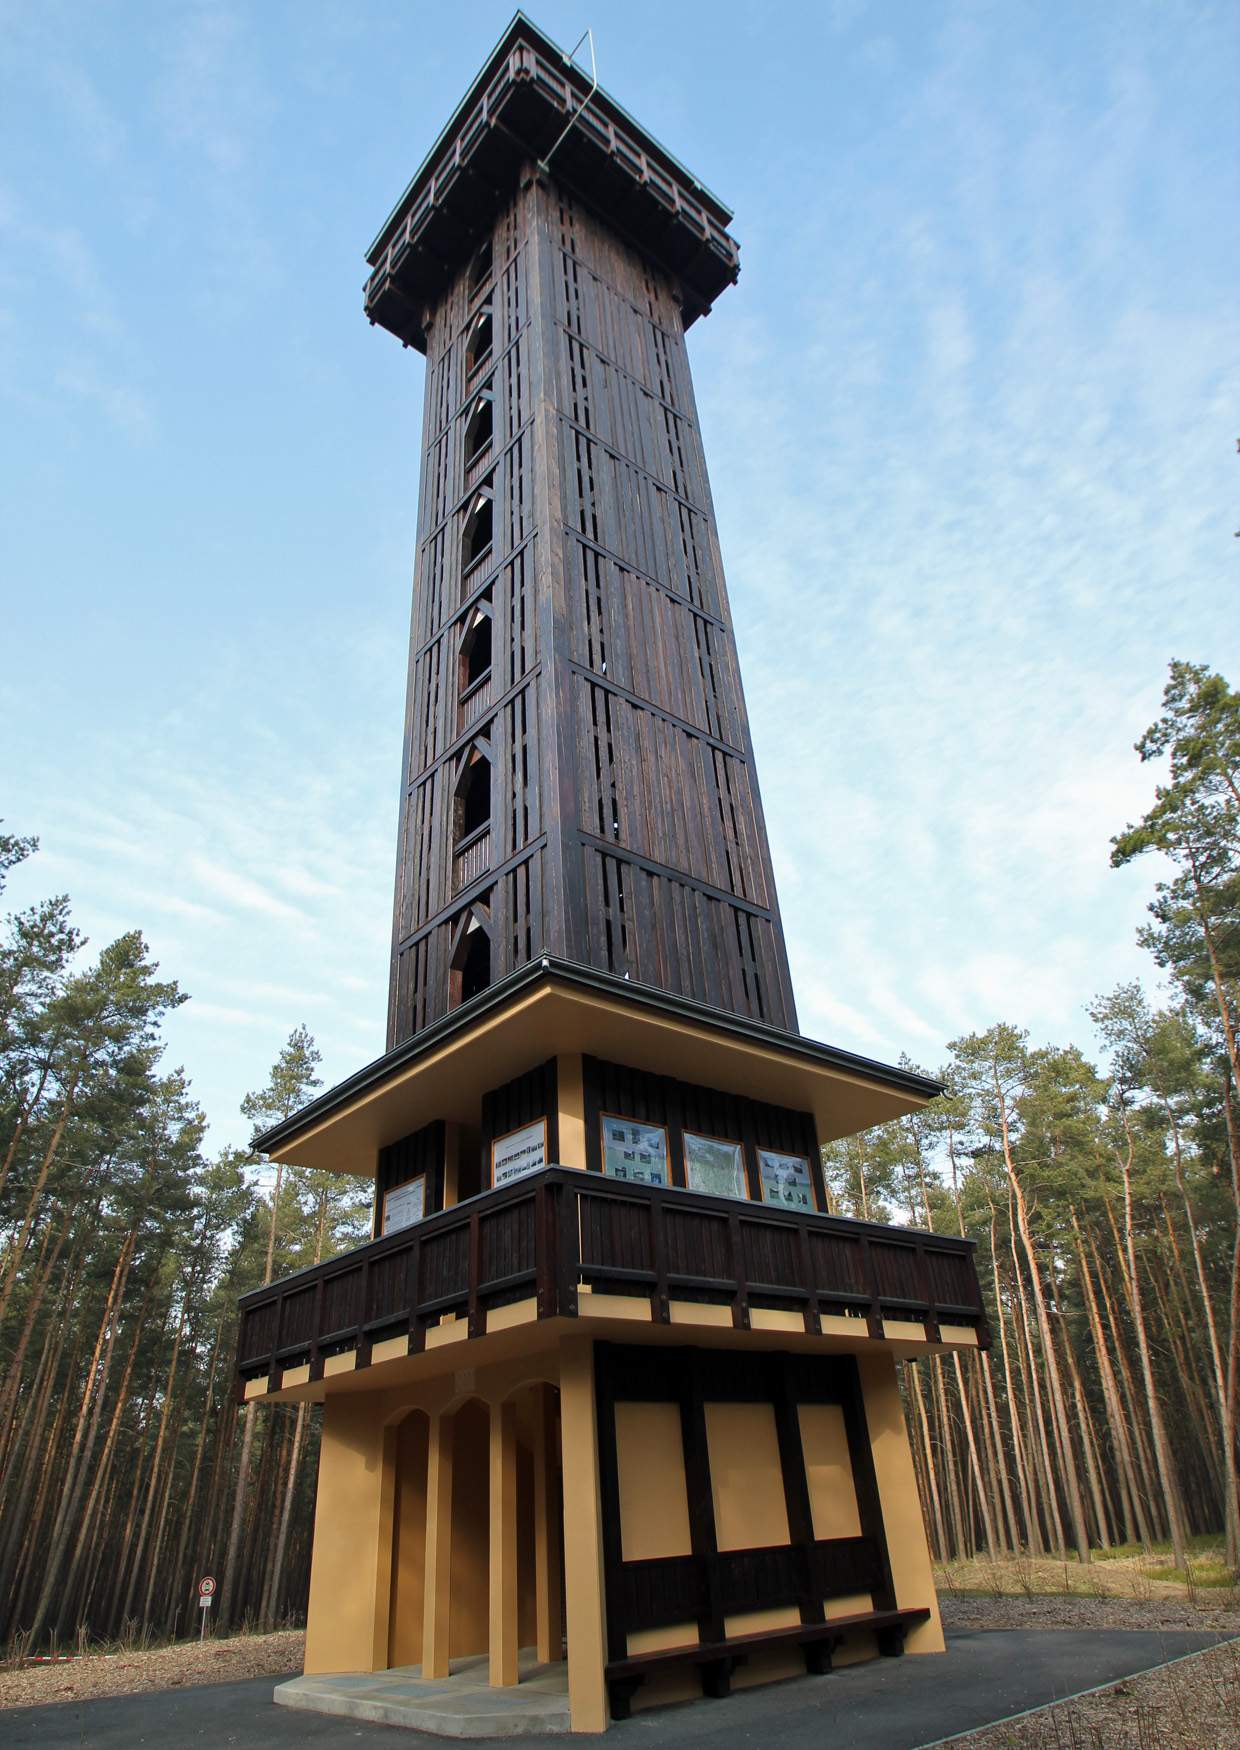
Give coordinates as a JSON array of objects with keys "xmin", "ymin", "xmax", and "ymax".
[
  {"xmin": 704, "ymin": 1402, "xmax": 789, "ymax": 1551},
  {"xmin": 798, "ymin": 1402, "xmax": 862, "ymax": 1541},
  {"xmin": 615, "ymin": 1402, "xmax": 691, "ymax": 1561},
  {"xmin": 858, "ymin": 1350, "xmax": 946, "ymax": 1653}
]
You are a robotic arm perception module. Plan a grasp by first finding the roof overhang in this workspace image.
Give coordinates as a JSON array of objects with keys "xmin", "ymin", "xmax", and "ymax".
[
  {"xmin": 363, "ymin": 12, "xmax": 741, "ymax": 352},
  {"xmin": 254, "ymin": 958, "xmax": 941, "ymax": 1175}
]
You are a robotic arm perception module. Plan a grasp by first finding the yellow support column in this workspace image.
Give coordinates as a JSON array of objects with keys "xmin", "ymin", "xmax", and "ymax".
[
  {"xmin": 857, "ymin": 1350, "xmax": 946, "ymax": 1653},
  {"xmin": 489, "ymin": 1398, "xmax": 519, "ymax": 1686},
  {"xmin": 303, "ymin": 1396, "xmax": 394, "ymax": 1675},
  {"xmin": 559, "ymin": 1338, "xmax": 608, "ymax": 1731},
  {"xmin": 422, "ymin": 1409, "xmax": 455, "ymax": 1679},
  {"xmin": 533, "ymin": 1383, "xmax": 564, "ymax": 1662},
  {"xmin": 556, "ymin": 1053, "xmax": 587, "ymax": 1170}
]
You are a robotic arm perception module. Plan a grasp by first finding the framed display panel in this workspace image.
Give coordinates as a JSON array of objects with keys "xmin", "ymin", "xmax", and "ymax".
[
  {"xmin": 682, "ymin": 1131, "xmax": 748, "ymax": 1201},
  {"xmin": 757, "ymin": 1148, "xmax": 814, "ymax": 1212},
  {"xmin": 382, "ymin": 1176, "xmax": 426, "ymax": 1234},
  {"xmin": 490, "ymin": 1116, "xmax": 547, "ymax": 1188},
  {"xmin": 599, "ymin": 1113, "xmax": 670, "ymax": 1186}
]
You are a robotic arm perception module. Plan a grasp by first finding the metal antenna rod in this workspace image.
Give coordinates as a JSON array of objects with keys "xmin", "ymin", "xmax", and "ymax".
[{"xmin": 538, "ymin": 28, "xmax": 598, "ymax": 175}]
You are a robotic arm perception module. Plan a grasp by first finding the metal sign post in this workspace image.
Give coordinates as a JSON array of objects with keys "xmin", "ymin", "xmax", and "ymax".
[{"xmin": 198, "ymin": 1575, "xmax": 216, "ymax": 1641}]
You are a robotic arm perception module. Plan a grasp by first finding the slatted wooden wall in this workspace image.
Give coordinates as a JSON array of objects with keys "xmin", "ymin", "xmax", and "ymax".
[
  {"xmin": 387, "ymin": 170, "xmax": 797, "ymax": 1046},
  {"xmin": 374, "ymin": 1119, "xmax": 446, "ymax": 1233},
  {"xmin": 581, "ymin": 1055, "xmax": 826, "ymax": 1209}
]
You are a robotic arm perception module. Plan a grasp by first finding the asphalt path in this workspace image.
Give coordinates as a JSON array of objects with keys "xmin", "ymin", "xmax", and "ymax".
[{"xmin": 1, "ymin": 1629, "xmax": 1230, "ymax": 1749}]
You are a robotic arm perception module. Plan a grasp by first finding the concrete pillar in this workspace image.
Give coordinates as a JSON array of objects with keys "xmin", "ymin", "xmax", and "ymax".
[
  {"xmin": 303, "ymin": 1395, "xmax": 394, "ymax": 1675},
  {"xmin": 533, "ymin": 1383, "xmax": 564, "ymax": 1662},
  {"xmin": 857, "ymin": 1349, "xmax": 946, "ymax": 1653},
  {"xmin": 422, "ymin": 1409, "xmax": 455, "ymax": 1678},
  {"xmin": 559, "ymin": 1338, "xmax": 608, "ymax": 1731},
  {"xmin": 489, "ymin": 1398, "xmax": 520, "ymax": 1686}
]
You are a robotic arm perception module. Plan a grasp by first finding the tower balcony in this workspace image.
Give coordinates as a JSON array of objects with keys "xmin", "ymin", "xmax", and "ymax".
[{"xmin": 236, "ymin": 1165, "xmax": 987, "ymax": 1404}]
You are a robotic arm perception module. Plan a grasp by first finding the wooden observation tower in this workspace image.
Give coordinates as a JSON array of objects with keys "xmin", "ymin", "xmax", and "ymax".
[{"xmin": 236, "ymin": 15, "xmax": 987, "ymax": 1733}]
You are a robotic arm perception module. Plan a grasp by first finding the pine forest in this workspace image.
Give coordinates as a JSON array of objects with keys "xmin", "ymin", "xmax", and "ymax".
[{"xmin": 1, "ymin": 658, "xmax": 1237, "ymax": 1652}]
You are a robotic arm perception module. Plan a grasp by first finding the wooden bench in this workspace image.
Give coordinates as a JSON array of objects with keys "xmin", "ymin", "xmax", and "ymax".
[{"xmin": 605, "ymin": 1606, "xmax": 931, "ymax": 1720}]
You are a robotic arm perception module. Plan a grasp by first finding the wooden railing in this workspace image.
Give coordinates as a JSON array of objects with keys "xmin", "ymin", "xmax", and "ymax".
[
  {"xmin": 452, "ymin": 825, "xmax": 491, "ymax": 892},
  {"xmin": 235, "ymin": 1168, "xmax": 989, "ymax": 1391},
  {"xmin": 457, "ymin": 669, "xmax": 494, "ymax": 733}
]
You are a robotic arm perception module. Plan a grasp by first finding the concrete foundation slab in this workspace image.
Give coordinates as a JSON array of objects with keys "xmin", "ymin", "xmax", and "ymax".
[{"xmin": 274, "ymin": 1649, "xmax": 570, "ymax": 1737}]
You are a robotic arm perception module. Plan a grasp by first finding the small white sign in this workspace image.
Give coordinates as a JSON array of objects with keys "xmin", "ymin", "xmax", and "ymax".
[
  {"xmin": 492, "ymin": 1118, "xmax": 547, "ymax": 1187},
  {"xmin": 199, "ymin": 1596, "xmax": 212, "ymax": 1610},
  {"xmin": 383, "ymin": 1177, "xmax": 426, "ymax": 1235}
]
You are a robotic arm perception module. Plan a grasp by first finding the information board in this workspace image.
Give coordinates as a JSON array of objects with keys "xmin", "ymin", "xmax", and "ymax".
[
  {"xmin": 757, "ymin": 1149, "xmax": 813, "ymax": 1210},
  {"xmin": 383, "ymin": 1176, "xmax": 426, "ymax": 1234},
  {"xmin": 491, "ymin": 1118, "xmax": 547, "ymax": 1187},
  {"xmin": 683, "ymin": 1132, "xmax": 747, "ymax": 1200},
  {"xmin": 600, "ymin": 1115, "xmax": 669, "ymax": 1186}
]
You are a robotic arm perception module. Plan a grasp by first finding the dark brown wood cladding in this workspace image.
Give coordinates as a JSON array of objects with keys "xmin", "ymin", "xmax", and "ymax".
[
  {"xmin": 479, "ymin": 1059, "xmax": 559, "ymax": 1178},
  {"xmin": 383, "ymin": 152, "xmax": 796, "ymax": 1047},
  {"xmin": 373, "ymin": 1119, "xmax": 446, "ymax": 1236},
  {"xmin": 593, "ymin": 1344, "xmax": 895, "ymax": 1667},
  {"xmin": 235, "ymin": 1167, "xmax": 989, "ymax": 1391}
]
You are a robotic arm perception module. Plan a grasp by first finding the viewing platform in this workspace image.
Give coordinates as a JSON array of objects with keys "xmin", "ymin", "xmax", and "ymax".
[{"xmin": 237, "ymin": 1165, "xmax": 988, "ymax": 1404}]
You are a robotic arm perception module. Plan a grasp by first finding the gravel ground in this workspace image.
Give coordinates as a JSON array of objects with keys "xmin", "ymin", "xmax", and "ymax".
[
  {"xmin": 5, "ymin": 1596, "xmax": 1238, "ymax": 1748},
  {"xmin": 940, "ymin": 1636, "xmax": 1240, "ymax": 1749},
  {"xmin": 0, "ymin": 1629, "xmax": 305, "ymax": 1711}
]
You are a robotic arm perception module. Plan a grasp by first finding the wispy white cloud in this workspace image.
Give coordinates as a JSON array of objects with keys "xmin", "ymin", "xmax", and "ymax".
[
  {"xmin": 186, "ymin": 1000, "xmax": 274, "ymax": 1028},
  {"xmin": 188, "ymin": 855, "xmax": 313, "ymax": 927},
  {"xmin": 54, "ymin": 361, "xmax": 154, "ymax": 438}
]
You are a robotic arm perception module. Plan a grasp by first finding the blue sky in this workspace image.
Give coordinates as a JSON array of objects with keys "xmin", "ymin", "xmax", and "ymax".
[{"xmin": 3, "ymin": 0, "xmax": 1236, "ymax": 1153}]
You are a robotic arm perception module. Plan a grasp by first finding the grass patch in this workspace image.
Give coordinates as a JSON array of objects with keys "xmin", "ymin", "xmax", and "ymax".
[
  {"xmin": 1144, "ymin": 1558, "xmax": 1236, "ymax": 1588},
  {"xmin": 934, "ymin": 1539, "xmax": 1239, "ymax": 1605},
  {"xmin": 1093, "ymin": 1533, "xmax": 1221, "ymax": 1563}
]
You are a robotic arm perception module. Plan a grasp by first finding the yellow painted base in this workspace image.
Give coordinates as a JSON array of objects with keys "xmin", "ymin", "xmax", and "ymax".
[{"xmin": 296, "ymin": 1324, "xmax": 944, "ymax": 1736}]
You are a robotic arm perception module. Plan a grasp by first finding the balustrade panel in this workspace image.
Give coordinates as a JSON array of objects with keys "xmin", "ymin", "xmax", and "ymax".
[{"xmin": 234, "ymin": 1168, "xmax": 989, "ymax": 1391}]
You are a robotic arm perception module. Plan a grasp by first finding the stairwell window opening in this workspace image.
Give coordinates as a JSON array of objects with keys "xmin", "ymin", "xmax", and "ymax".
[
  {"xmin": 453, "ymin": 919, "xmax": 491, "ymax": 1004},
  {"xmin": 459, "ymin": 602, "xmax": 493, "ymax": 697},
  {"xmin": 454, "ymin": 750, "xmax": 492, "ymax": 845},
  {"xmin": 468, "ymin": 238, "xmax": 493, "ymax": 301},
  {"xmin": 461, "ymin": 489, "xmax": 493, "ymax": 575},
  {"xmin": 465, "ymin": 308, "xmax": 493, "ymax": 378},
  {"xmin": 463, "ymin": 391, "xmax": 494, "ymax": 469}
]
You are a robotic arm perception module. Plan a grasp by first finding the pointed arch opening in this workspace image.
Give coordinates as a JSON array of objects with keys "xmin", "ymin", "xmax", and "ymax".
[
  {"xmin": 454, "ymin": 746, "xmax": 492, "ymax": 844},
  {"xmin": 461, "ymin": 489, "xmax": 493, "ymax": 575},
  {"xmin": 459, "ymin": 600, "xmax": 493, "ymax": 697},
  {"xmin": 465, "ymin": 308, "xmax": 493, "ymax": 378},
  {"xmin": 468, "ymin": 238, "xmax": 493, "ymax": 300},
  {"xmin": 449, "ymin": 898, "xmax": 493, "ymax": 1008},
  {"xmin": 463, "ymin": 391, "xmax": 494, "ymax": 469}
]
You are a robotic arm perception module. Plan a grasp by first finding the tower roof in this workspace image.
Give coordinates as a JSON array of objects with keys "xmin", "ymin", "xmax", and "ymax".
[{"xmin": 364, "ymin": 12, "xmax": 741, "ymax": 353}]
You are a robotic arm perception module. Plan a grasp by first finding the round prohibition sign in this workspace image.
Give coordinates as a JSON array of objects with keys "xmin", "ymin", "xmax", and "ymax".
[{"xmin": 198, "ymin": 1576, "xmax": 217, "ymax": 1599}]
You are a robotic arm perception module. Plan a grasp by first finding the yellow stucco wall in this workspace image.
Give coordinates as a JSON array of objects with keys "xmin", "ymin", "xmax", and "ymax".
[
  {"xmin": 448, "ymin": 1399, "xmax": 493, "ymax": 1658},
  {"xmin": 303, "ymin": 1393, "xmax": 394, "ymax": 1675},
  {"xmin": 857, "ymin": 1350, "xmax": 945, "ymax": 1652},
  {"xmin": 705, "ymin": 1401, "xmax": 790, "ymax": 1551},
  {"xmin": 388, "ymin": 1412, "xmax": 428, "ymax": 1665},
  {"xmin": 615, "ymin": 1402, "xmax": 691, "ymax": 1562},
  {"xmin": 798, "ymin": 1402, "xmax": 863, "ymax": 1540}
]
